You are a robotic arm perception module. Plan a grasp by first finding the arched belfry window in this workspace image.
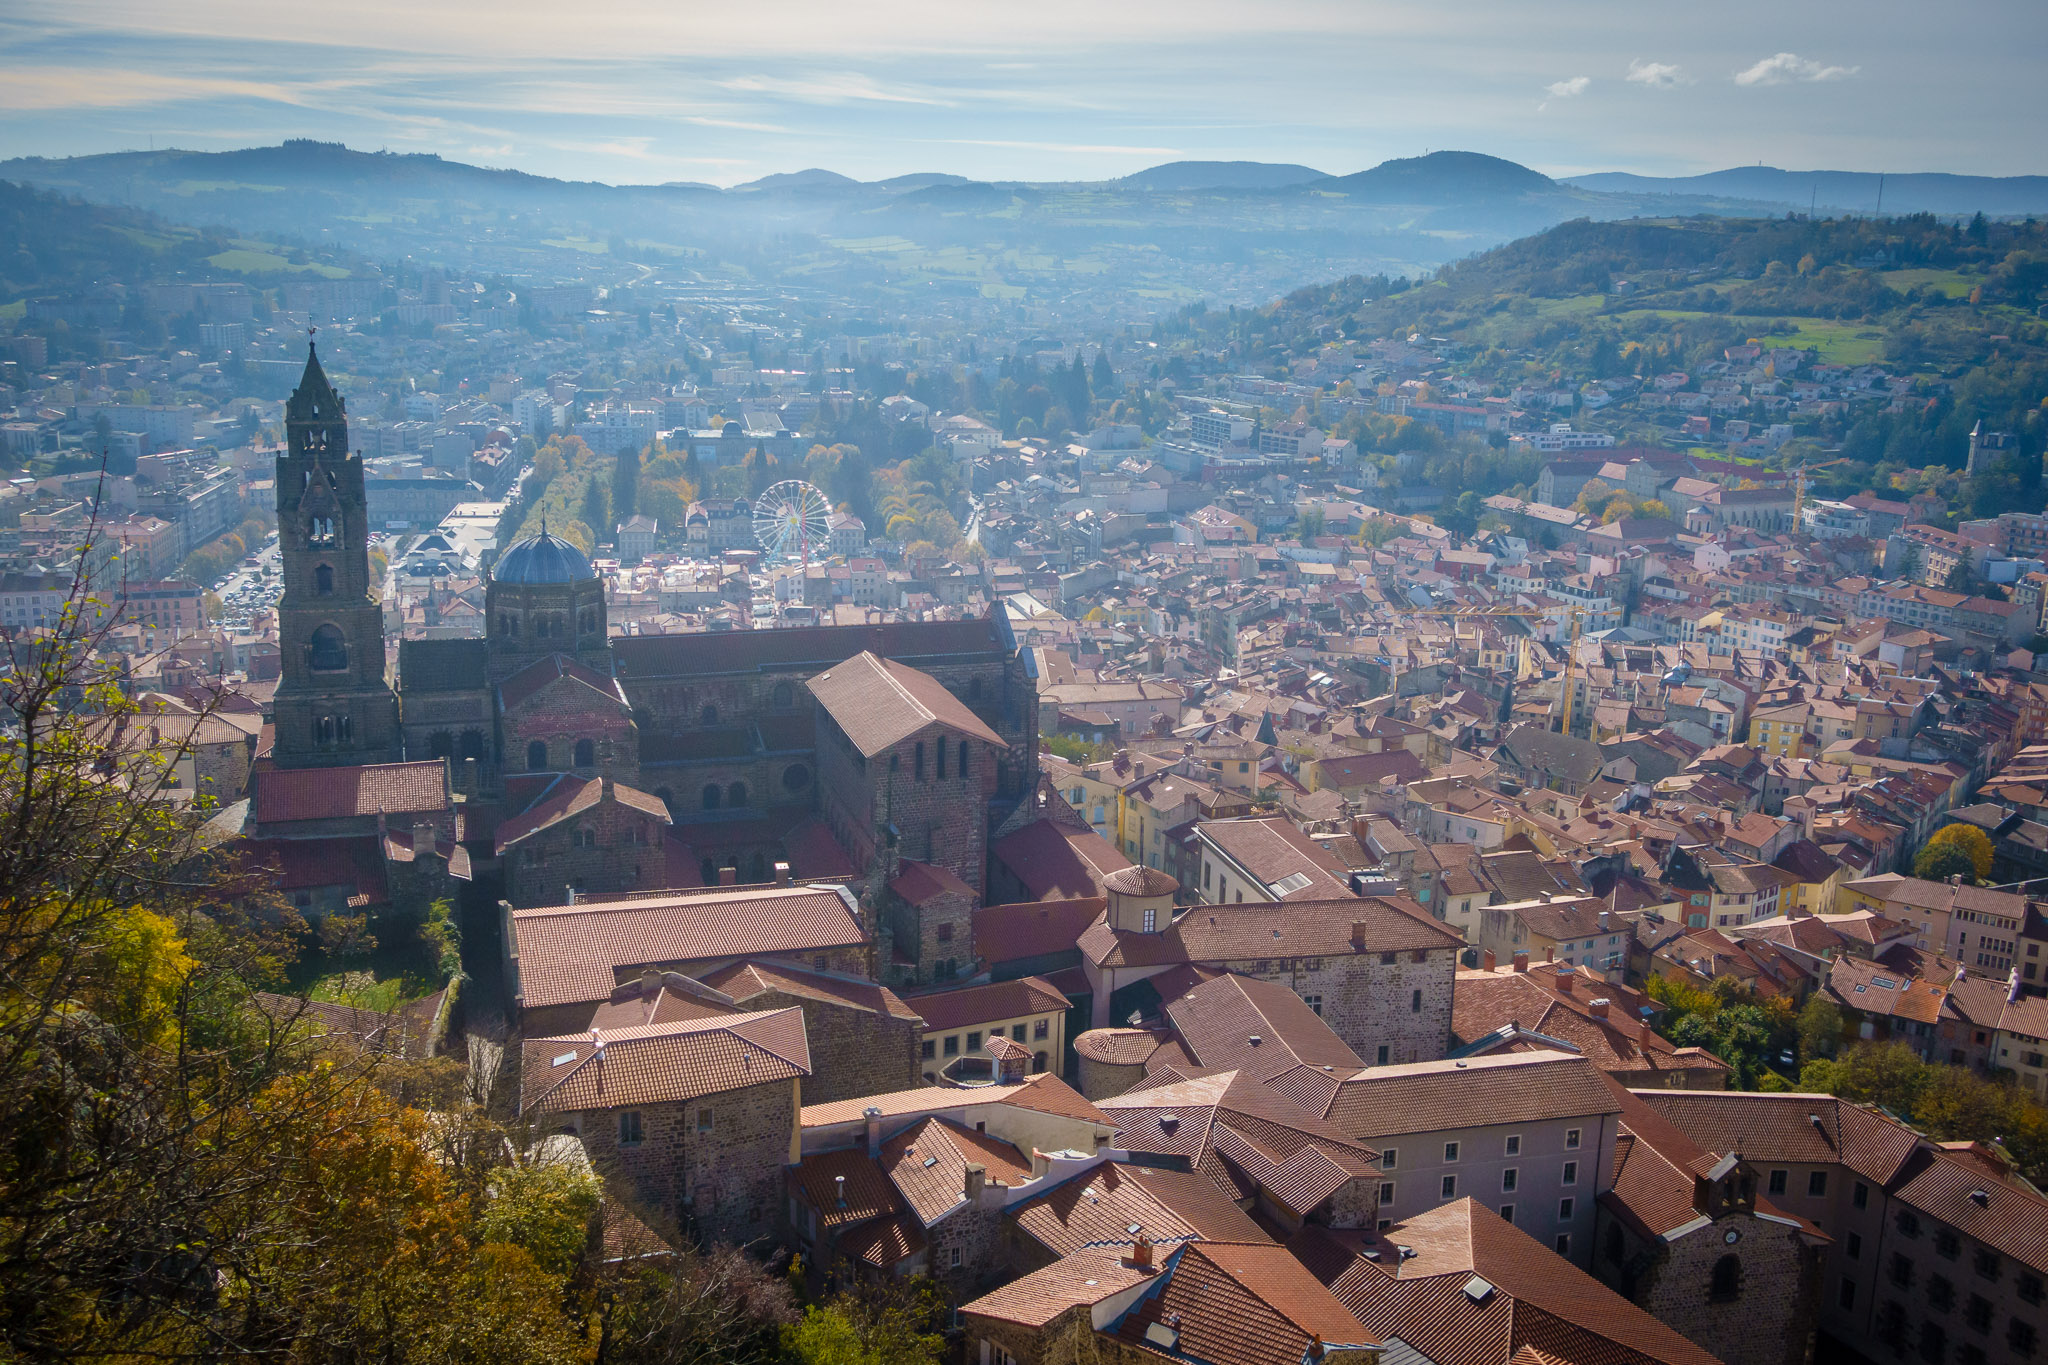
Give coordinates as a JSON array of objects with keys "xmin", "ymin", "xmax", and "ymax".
[
  {"xmin": 309, "ymin": 515, "xmax": 337, "ymax": 546},
  {"xmin": 308, "ymin": 624, "xmax": 348, "ymax": 672},
  {"xmin": 315, "ymin": 564, "xmax": 334, "ymax": 595}
]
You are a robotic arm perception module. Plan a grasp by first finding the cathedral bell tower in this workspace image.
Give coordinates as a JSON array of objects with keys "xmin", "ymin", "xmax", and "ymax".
[{"xmin": 270, "ymin": 341, "xmax": 403, "ymax": 769}]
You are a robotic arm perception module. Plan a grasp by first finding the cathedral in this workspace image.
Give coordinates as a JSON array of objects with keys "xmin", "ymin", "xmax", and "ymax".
[{"xmin": 264, "ymin": 345, "xmax": 1038, "ymax": 982}]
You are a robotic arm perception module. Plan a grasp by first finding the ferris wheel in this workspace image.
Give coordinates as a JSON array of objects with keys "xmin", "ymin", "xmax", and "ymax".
[{"xmin": 752, "ymin": 479, "xmax": 833, "ymax": 565}]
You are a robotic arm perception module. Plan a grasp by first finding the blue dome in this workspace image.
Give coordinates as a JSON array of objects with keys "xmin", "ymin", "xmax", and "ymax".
[{"xmin": 492, "ymin": 532, "xmax": 595, "ymax": 584}]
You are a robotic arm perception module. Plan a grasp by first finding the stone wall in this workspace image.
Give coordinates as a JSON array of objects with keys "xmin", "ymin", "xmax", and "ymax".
[
  {"xmin": 1598, "ymin": 1207, "xmax": 1820, "ymax": 1365},
  {"xmin": 1215, "ymin": 946, "xmax": 1457, "ymax": 1065},
  {"xmin": 503, "ymin": 795, "xmax": 671, "ymax": 908},
  {"xmin": 733, "ymin": 988, "xmax": 920, "ymax": 1106},
  {"xmin": 567, "ymin": 1075, "xmax": 796, "ymax": 1247}
]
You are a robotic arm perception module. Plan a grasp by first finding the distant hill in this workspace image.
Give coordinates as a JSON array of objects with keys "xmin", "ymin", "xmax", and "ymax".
[
  {"xmin": 1322, "ymin": 151, "xmax": 1558, "ymax": 201},
  {"xmin": 1119, "ymin": 160, "xmax": 1328, "ymax": 191},
  {"xmin": 871, "ymin": 172, "xmax": 976, "ymax": 191},
  {"xmin": 733, "ymin": 168, "xmax": 861, "ymax": 191},
  {"xmin": 1565, "ymin": 167, "xmax": 2048, "ymax": 218}
]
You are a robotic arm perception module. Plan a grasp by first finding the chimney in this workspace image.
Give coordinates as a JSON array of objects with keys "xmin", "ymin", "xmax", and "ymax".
[
  {"xmin": 1598, "ymin": 909, "xmax": 1610, "ymax": 931},
  {"xmin": 1590, "ymin": 997, "xmax": 1610, "ymax": 1020},
  {"xmin": 774, "ymin": 861, "xmax": 792, "ymax": 885},
  {"xmin": 964, "ymin": 1163, "xmax": 986, "ymax": 1200},
  {"xmin": 1557, "ymin": 971, "xmax": 1574, "ymax": 995},
  {"xmin": 589, "ymin": 1026, "xmax": 604, "ymax": 1061},
  {"xmin": 1351, "ymin": 922, "xmax": 1369, "ymax": 949},
  {"xmin": 1482, "ymin": 950, "xmax": 1496, "ymax": 972},
  {"xmin": 864, "ymin": 1105, "xmax": 884, "ymax": 1158},
  {"xmin": 565, "ymin": 885, "xmax": 577, "ymax": 906},
  {"xmin": 1544, "ymin": 945, "xmax": 1555, "ymax": 963},
  {"xmin": 718, "ymin": 865, "xmax": 738, "ymax": 886},
  {"xmin": 833, "ymin": 1173, "xmax": 847, "ymax": 1207},
  {"xmin": 1512, "ymin": 951, "xmax": 1529, "ymax": 973},
  {"xmin": 1307, "ymin": 1338, "xmax": 1325, "ymax": 1365},
  {"xmin": 1125, "ymin": 1232, "xmax": 1153, "ymax": 1269}
]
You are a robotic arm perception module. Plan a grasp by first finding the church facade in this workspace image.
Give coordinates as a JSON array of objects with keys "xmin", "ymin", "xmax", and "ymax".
[{"xmin": 265, "ymin": 345, "xmax": 1039, "ymax": 967}]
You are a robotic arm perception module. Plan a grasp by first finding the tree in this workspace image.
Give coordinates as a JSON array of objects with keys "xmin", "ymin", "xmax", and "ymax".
[
  {"xmin": 1924, "ymin": 824, "xmax": 1996, "ymax": 882},
  {"xmin": 478, "ymin": 1159, "xmax": 600, "ymax": 1277},
  {"xmin": 1798, "ymin": 994, "xmax": 1843, "ymax": 1063},
  {"xmin": 1943, "ymin": 558, "xmax": 1978, "ymax": 595},
  {"xmin": 1913, "ymin": 840, "xmax": 1979, "ymax": 885},
  {"xmin": 613, "ymin": 444, "xmax": 641, "ymax": 525},
  {"xmin": 1298, "ymin": 507, "xmax": 1327, "ymax": 542}
]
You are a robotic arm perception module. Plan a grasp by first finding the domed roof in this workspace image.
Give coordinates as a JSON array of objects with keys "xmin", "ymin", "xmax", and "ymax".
[
  {"xmin": 1103, "ymin": 865, "xmax": 1180, "ymax": 898},
  {"xmin": 492, "ymin": 531, "xmax": 595, "ymax": 585}
]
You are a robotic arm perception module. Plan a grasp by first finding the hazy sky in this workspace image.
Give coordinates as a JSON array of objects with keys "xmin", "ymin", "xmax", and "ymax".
[{"xmin": 1, "ymin": 0, "xmax": 2042, "ymax": 185}]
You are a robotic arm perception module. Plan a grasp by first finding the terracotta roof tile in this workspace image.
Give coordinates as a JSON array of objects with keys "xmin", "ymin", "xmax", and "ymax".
[
  {"xmin": 992, "ymin": 819, "xmax": 1133, "ymax": 900},
  {"xmin": 787, "ymin": 1146, "xmax": 904, "ymax": 1229},
  {"xmin": 808, "ymin": 651, "xmax": 1005, "ymax": 757},
  {"xmin": 905, "ymin": 976, "xmax": 1070, "ymax": 1031},
  {"xmin": 255, "ymin": 760, "xmax": 448, "ymax": 824},
  {"xmin": 975, "ymin": 897, "xmax": 1109, "ymax": 965},
  {"xmin": 519, "ymin": 1008, "xmax": 810, "ymax": 1114},
  {"xmin": 1011, "ymin": 1161, "xmax": 1270, "ymax": 1259},
  {"xmin": 497, "ymin": 651, "xmax": 623, "ymax": 712},
  {"xmin": 882, "ymin": 1116, "xmax": 1032, "ymax": 1223},
  {"xmin": 1114, "ymin": 1242, "xmax": 1378, "ymax": 1365},
  {"xmin": 510, "ymin": 886, "xmax": 866, "ymax": 1009},
  {"xmin": 1631, "ymin": 1092, "xmax": 1924, "ymax": 1188},
  {"xmin": 1321, "ymin": 1051, "xmax": 1621, "ymax": 1138},
  {"xmin": 799, "ymin": 1071, "xmax": 1110, "ymax": 1130},
  {"xmin": 961, "ymin": 1250, "xmax": 1161, "ymax": 1329},
  {"xmin": 700, "ymin": 959, "xmax": 921, "ymax": 1022}
]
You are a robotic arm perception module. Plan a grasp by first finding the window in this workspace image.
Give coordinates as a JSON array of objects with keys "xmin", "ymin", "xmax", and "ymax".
[
  {"xmin": 1769, "ymin": 1169, "xmax": 1788, "ymax": 1196},
  {"xmin": 574, "ymin": 738, "xmax": 595, "ymax": 768},
  {"xmin": 1303, "ymin": 994, "xmax": 1322, "ymax": 1016},
  {"xmin": 700, "ymin": 704, "xmax": 718, "ymax": 726},
  {"xmin": 958, "ymin": 741, "xmax": 970, "ymax": 779},
  {"xmin": 1377, "ymin": 1045, "xmax": 1390, "ymax": 1066},
  {"xmin": 936, "ymin": 742, "xmax": 946, "ymax": 780},
  {"xmin": 1565, "ymin": 1128, "xmax": 1581, "ymax": 1150},
  {"xmin": 921, "ymin": 1040, "xmax": 935, "ymax": 1060},
  {"xmin": 935, "ymin": 923, "xmax": 954, "ymax": 943},
  {"xmin": 1890, "ymin": 1254, "xmax": 1916, "ymax": 1289},
  {"xmin": 1711, "ymin": 1254, "xmax": 1743, "ymax": 1303},
  {"xmin": 1444, "ymin": 1142, "xmax": 1460, "ymax": 1163},
  {"xmin": 1505, "ymin": 1135, "xmax": 1521, "ymax": 1157},
  {"xmin": 1809, "ymin": 1171, "xmax": 1828, "ymax": 1198},
  {"xmin": 772, "ymin": 681, "xmax": 794, "ymax": 708},
  {"xmin": 950, "ymin": 1247, "xmax": 962, "ymax": 1269},
  {"xmin": 1142, "ymin": 908, "xmax": 1156, "ymax": 932},
  {"xmin": 1379, "ymin": 1181, "xmax": 1395, "ymax": 1203},
  {"xmin": 1562, "ymin": 1161, "xmax": 1577, "ymax": 1186},
  {"xmin": 2020, "ymin": 1274, "xmax": 2044, "ymax": 1306},
  {"xmin": 1441, "ymin": 1175, "xmax": 1457, "ymax": 1200},
  {"xmin": 943, "ymin": 1036, "xmax": 959, "ymax": 1057},
  {"xmin": 1411, "ymin": 988, "xmax": 1423, "ymax": 1013},
  {"xmin": 1840, "ymin": 1279, "xmax": 1858, "ymax": 1310},
  {"xmin": 314, "ymin": 563, "xmax": 333, "ymax": 594},
  {"xmin": 915, "ymin": 742, "xmax": 925, "ymax": 780},
  {"xmin": 1559, "ymin": 1197, "xmax": 1575, "ymax": 1221},
  {"xmin": 528, "ymin": 740, "xmax": 548, "ymax": 770},
  {"xmin": 696, "ymin": 1108, "xmax": 713, "ymax": 1134},
  {"xmin": 1897, "ymin": 1210, "xmax": 1922, "ymax": 1239},
  {"xmin": 1974, "ymin": 1250, "xmax": 2002, "ymax": 1283},
  {"xmin": 1922, "ymin": 1323, "xmax": 1947, "ymax": 1365},
  {"xmin": 1011, "ymin": 1024, "xmax": 1027, "ymax": 1042},
  {"xmin": 618, "ymin": 1111, "xmax": 643, "ymax": 1147},
  {"xmin": 966, "ymin": 1031, "xmax": 982, "ymax": 1052},
  {"xmin": 1929, "ymin": 1275, "xmax": 1955, "ymax": 1312},
  {"xmin": 1936, "ymin": 1229, "xmax": 1962, "ymax": 1260},
  {"xmin": 2012, "ymin": 1322, "xmax": 2037, "ymax": 1359},
  {"xmin": 1966, "ymin": 1296, "xmax": 1993, "ymax": 1334},
  {"xmin": 1033, "ymin": 1019, "xmax": 1048, "ymax": 1041},
  {"xmin": 1848, "ymin": 1232, "xmax": 1863, "ymax": 1261},
  {"xmin": 308, "ymin": 623, "xmax": 349, "ymax": 671},
  {"xmin": 1855, "ymin": 1181, "xmax": 1870, "ymax": 1210},
  {"xmin": 1554, "ymin": 1234, "xmax": 1571, "ymax": 1256},
  {"xmin": 701, "ymin": 784, "xmax": 720, "ymax": 810},
  {"xmin": 1502, "ymin": 1168, "xmax": 1518, "ymax": 1193},
  {"xmin": 1380, "ymin": 1149, "xmax": 1397, "ymax": 1170}
]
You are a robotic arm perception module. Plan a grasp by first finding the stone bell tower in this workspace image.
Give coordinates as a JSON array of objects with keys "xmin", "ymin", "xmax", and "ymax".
[{"xmin": 270, "ymin": 341, "xmax": 402, "ymax": 769}]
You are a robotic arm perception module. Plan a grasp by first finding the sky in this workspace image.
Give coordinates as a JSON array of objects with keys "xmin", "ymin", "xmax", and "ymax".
[{"xmin": 0, "ymin": 0, "xmax": 2042, "ymax": 187}]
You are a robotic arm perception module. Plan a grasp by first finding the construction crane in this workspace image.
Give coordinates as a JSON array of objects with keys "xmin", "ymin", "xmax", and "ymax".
[{"xmin": 1392, "ymin": 601, "xmax": 1590, "ymax": 736}]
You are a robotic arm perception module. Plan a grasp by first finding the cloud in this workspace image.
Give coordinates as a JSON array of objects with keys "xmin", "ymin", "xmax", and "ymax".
[
  {"xmin": 718, "ymin": 73, "xmax": 951, "ymax": 106},
  {"xmin": 1545, "ymin": 76, "xmax": 1591, "ymax": 99},
  {"xmin": 1734, "ymin": 52, "xmax": 1858, "ymax": 86},
  {"xmin": 0, "ymin": 66, "xmax": 305, "ymax": 111},
  {"xmin": 1625, "ymin": 59, "xmax": 1686, "ymax": 87},
  {"xmin": 941, "ymin": 138, "xmax": 1180, "ymax": 157}
]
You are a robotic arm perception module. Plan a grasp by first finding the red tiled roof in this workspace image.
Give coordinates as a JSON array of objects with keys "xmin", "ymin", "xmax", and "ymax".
[
  {"xmin": 497, "ymin": 651, "xmax": 622, "ymax": 712},
  {"xmin": 1011, "ymin": 1161, "xmax": 1269, "ymax": 1259},
  {"xmin": 904, "ymin": 975, "xmax": 1070, "ymax": 1031},
  {"xmin": 234, "ymin": 835, "xmax": 389, "ymax": 903},
  {"xmin": 519, "ymin": 1008, "xmax": 810, "ymax": 1113},
  {"xmin": 510, "ymin": 886, "xmax": 866, "ymax": 1009},
  {"xmin": 493, "ymin": 775, "xmax": 673, "ymax": 854},
  {"xmin": 1321, "ymin": 1051, "xmax": 1621, "ymax": 1138},
  {"xmin": 255, "ymin": 761, "xmax": 448, "ymax": 824},
  {"xmin": 882, "ymin": 1116, "xmax": 1032, "ymax": 1223},
  {"xmin": 808, "ymin": 651, "xmax": 1005, "ymax": 756},
  {"xmin": 1114, "ymin": 1242, "xmax": 1378, "ymax": 1365},
  {"xmin": 992, "ymin": 819, "xmax": 1134, "ymax": 900},
  {"xmin": 701, "ymin": 959, "xmax": 921, "ymax": 1022},
  {"xmin": 974, "ymin": 897, "xmax": 1108, "ymax": 966},
  {"xmin": 888, "ymin": 859, "xmax": 977, "ymax": 906}
]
